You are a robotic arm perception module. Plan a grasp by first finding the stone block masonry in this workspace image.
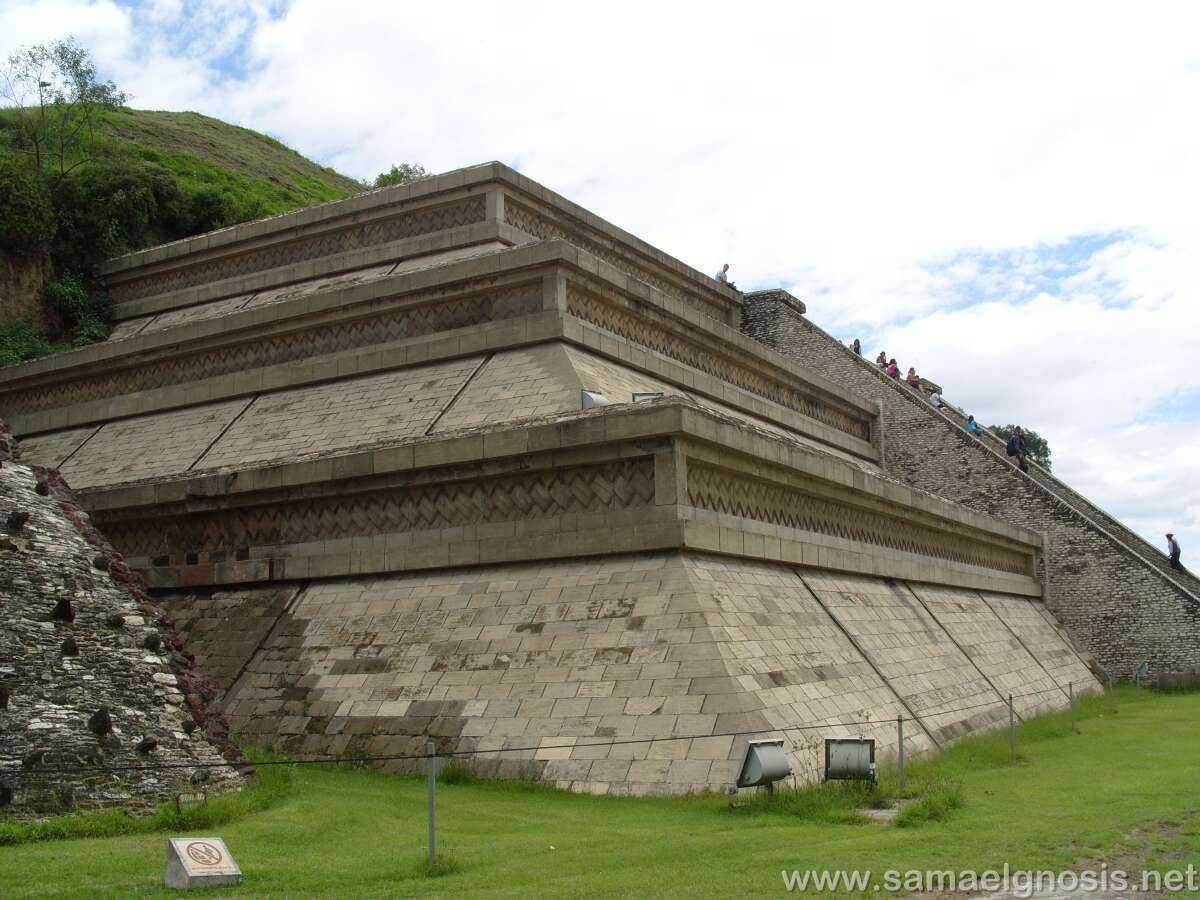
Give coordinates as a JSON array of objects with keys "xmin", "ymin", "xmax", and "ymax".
[
  {"xmin": 740, "ymin": 291, "xmax": 1200, "ymax": 678},
  {"xmin": 163, "ymin": 551, "xmax": 1094, "ymax": 796}
]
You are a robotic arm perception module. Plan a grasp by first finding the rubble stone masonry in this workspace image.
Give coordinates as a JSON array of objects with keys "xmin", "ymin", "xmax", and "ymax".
[{"xmin": 0, "ymin": 423, "xmax": 243, "ymax": 818}]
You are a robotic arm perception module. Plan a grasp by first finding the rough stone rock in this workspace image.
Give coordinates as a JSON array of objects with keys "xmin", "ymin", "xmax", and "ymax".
[{"xmin": 0, "ymin": 456, "xmax": 242, "ymax": 818}]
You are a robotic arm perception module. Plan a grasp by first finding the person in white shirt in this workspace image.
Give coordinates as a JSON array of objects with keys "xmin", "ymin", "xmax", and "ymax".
[
  {"xmin": 715, "ymin": 263, "xmax": 731, "ymax": 284},
  {"xmin": 928, "ymin": 391, "xmax": 943, "ymax": 408}
]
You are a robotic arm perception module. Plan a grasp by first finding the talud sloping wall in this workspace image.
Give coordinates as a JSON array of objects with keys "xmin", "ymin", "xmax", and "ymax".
[{"xmin": 161, "ymin": 552, "xmax": 1094, "ymax": 796}]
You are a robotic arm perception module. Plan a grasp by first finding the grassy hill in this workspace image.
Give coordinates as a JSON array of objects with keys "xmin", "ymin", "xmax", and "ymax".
[
  {"xmin": 0, "ymin": 107, "xmax": 372, "ymax": 364},
  {"xmin": 98, "ymin": 108, "xmax": 364, "ymax": 216}
]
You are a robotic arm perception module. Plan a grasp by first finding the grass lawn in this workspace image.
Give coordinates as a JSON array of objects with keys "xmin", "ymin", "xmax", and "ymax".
[{"xmin": 2, "ymin": 687, "xmax": 1198, "ymax": 897}]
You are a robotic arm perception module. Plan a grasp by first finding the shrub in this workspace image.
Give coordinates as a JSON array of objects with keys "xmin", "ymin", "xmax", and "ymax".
[
  {"xmin": 0, "ymin": 320, "xmax": 59, "ymax": 367},
  {"xmin": 180, "ymin": 186, "xmax": 265, "ymax": 236},
  {"xmin": 44, "ymin": 274, "xmax": 110, "ymax": 344},
  {"xmin": 894, "ymin": 776, "xmax": 964, "ymax": 827},
  {"xmin": 0, "ymin": 158, "xmax": 55, "ymax": 256},
  {"xmin": 51, "ymin": 157, "xmax": 183, "ymax": 273}
]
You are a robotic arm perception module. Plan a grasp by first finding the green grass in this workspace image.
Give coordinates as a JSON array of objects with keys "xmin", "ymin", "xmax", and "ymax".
[
  {"xmin": 102, "ymin": 109, "xmax": 362, "ymax": 217},
  {"xmin": 0, "ymin": 107, "xmax": 363, "ymax": 221},
  {"xmin": 1, "ymin": 687, "xmax": 1198, "ymax": 897},
  {"xmin": 0, "ymin": 756, "xmax": 294, "ymax": 847}
]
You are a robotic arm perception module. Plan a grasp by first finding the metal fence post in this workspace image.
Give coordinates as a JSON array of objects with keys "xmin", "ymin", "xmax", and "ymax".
[
  {"xmin": 897, "ymin": 715, "xmax": 905, "ymax": 793},
  {"xmin": 1068, "ymin": 682, "xmax": 1077, "ymax": 734},
  {"xmin": 427, "ymin": 739, "xmax": 437, "ymax": 864},
  {"xmin": 1008, "ymin": 694, "xmax": 1016, "ymax": 763}
]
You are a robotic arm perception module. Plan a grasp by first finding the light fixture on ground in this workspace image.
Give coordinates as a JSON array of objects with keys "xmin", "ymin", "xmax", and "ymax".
[
  {"xmin": 823, "ymin": 738, "xmax": 876, "ymax": 781},
  {"xmin": 734, "ymin": 738, "xmax": 791, "ymax": 794}
]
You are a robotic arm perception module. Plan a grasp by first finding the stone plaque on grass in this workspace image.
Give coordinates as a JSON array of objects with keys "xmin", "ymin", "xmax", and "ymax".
[{"xmin": 164, "ymin": 837, "xmax": 242, "ymax": 890}]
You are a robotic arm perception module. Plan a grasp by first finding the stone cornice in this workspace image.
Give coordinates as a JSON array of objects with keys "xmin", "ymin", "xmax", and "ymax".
[
  {"xmin": 4, "ymin": 244, "xmax": 879, "ymax": 461},
  {"xmin": 76, "ymin": 400, "xmax": 1042, "ymax": 596},
  {"xmin": 96, "ymin": 162, "xmax": 742, "ymax": 324}
]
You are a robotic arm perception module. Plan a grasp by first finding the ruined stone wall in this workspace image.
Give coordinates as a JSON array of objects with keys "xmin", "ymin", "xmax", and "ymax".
[
  {"xmin": 740, "ymin": 295, "xmax": 1200, "ymax": 677},
  {"xmin": 0, "ymin": 426, "xmax": 243, "ymax": 819}
]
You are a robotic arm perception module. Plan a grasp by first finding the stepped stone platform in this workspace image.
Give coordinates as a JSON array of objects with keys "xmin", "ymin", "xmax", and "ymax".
[{"xmin": 0, "ymin": 162, "xmax": 1103, "ymax": 794}]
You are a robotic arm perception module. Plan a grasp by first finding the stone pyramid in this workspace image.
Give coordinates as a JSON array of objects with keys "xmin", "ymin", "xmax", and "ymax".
[{"xmin": 1, "ymin": 162, "xmax": 1102, "ymax": 794}]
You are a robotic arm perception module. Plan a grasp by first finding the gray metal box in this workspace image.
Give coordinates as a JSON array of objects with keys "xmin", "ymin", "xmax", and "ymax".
[{"xmin": 824, "ymin": 738, "xmax": 876, "ymax": 781}]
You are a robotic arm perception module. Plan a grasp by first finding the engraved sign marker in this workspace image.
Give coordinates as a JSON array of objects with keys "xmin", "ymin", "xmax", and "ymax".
[{"xmin": 165, "ymin": 836, "xmax": 242, "ymax": 890}]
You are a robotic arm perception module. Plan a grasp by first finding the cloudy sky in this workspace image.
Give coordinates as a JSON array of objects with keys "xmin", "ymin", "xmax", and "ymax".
[{"xmin": 3, "ymin": 0, "xmax": 1199, "ymax": 557}]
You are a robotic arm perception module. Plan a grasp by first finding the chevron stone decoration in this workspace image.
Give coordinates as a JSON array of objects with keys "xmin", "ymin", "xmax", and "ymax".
[
  {"xmin": 100, "ymin": 457, "xmax": 657, "ymax": 559},
  {"xmin": 505, "ymin": 200, "xmax": 731, "ymax": 324},
  {"xmin": 686, "ymin": 462, "xmax": 1031, "ymax": 576},
  {"xmin": 107, "ymin": 196, "xmax": 487, "ymax": 304},
  {"xmin": 565, "ymin": 283, "xmax": 872, "ymax": 441}
]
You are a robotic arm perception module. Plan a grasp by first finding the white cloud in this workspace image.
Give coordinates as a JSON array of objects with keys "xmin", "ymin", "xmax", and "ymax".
[{"xmin": 1, "ymin": 0, "xmax": 1199, "ymax": 558}]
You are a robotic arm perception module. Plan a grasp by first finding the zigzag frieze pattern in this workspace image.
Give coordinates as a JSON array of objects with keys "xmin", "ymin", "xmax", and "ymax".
[
  {"xmin": 110, "ymin": 197, "xmax": 487, "ymax": 304},
  {"xmin": 686, "ymin": 463, "xmax": 1030, "ymax": 576},
  {"xmin": 2, "ymin": 286, "xmax": 541, "ymax": 416},
  {"xmin": 99, "ymin": 458, "xmax": 656, "ymax": 558},
  {"xmin": 565, "ymin": 286, "xmax": 872, "ymax": 442},
  {"xmin": 504, "ymin": 201, "xmax": 731, "ymax": 324}
]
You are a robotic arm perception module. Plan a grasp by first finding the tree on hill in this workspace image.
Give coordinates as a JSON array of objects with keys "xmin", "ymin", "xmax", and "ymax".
[
  {"xmin": 990, "ymin": 424, "xmax": 1052, "ymax": 471},
  {"xmin": 374, "ymin": 163, "xmax": 430, "ymax": 188},
  {"xmin": 0, "ymin": 37, "xmax": 427, "ymax": 364},
  {"xmin": 1, "ymin": 37, "xmax": 127, "ymax": 184}
]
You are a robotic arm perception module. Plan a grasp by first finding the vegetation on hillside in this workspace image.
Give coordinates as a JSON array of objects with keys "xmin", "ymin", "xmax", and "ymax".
[{"xmin": 0, "ymin": 37, "xmax": 426, "ymax": 366}]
